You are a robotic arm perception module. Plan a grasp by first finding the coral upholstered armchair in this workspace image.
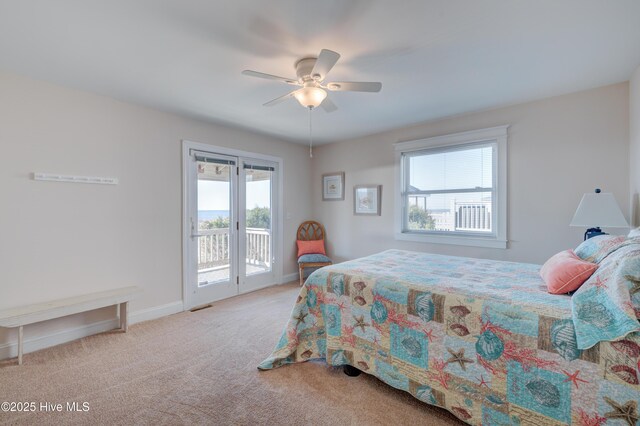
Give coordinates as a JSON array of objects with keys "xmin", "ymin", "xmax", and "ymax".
[{"xmin": 296, "ymin": 221, "xmax": 332, "ymax": 285}]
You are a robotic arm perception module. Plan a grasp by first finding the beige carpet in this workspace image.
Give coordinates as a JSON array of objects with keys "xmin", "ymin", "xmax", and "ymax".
[{"xmin": 0, "ymin": 282, "xmax": 462, "ymax": 425}]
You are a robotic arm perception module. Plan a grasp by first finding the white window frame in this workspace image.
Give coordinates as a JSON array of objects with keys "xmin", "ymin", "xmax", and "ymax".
[{"xmin": 394, "ymin": 126, "xmax": 508, "ymax": 249}]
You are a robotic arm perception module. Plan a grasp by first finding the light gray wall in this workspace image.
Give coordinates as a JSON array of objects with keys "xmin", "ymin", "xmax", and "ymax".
[
  {"xmin": 0, "ymin": 70, "xmax": 633, "ymax": 357},
  {"xmin": 0, "ymin": 71, "xmax": 311, "ymax": 347},
  {"xmin": 631, "ymin": 66, "xmax": 640, "ymax": 226},
  {"xmin": 311, "ymin": 83, "xmax": 630, "ymax": 265}
]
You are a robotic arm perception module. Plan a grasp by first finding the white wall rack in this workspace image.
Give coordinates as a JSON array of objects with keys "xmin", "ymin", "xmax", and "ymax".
[{"xmin": 33, "ymin": 173, "xmax": 118, "ymax": 185}]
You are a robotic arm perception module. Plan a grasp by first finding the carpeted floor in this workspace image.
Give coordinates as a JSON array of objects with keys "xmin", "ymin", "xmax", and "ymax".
[{"xmin": 0, "ymin": 282, "xmax": 463, "ymax": 425}]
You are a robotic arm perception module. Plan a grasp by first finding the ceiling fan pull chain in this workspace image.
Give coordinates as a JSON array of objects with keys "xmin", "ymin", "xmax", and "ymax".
[{"xmin": 309, "ymin": 106, "xmax": 313, "ymax": 158}]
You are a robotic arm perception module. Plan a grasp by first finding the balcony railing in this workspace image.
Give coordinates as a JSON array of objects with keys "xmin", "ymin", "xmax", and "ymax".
[
  {"xmin": 410, "ymin": 198, "xmax": 492, "ymax": 232},
  {"xmin": 455, "ymin": 201, "xmax": 491, "ymax": 231},
  {"xmin": 245, "ymin": 228, "xmax": 270, "ymax": 266},
  {"xmin": 197, "ymin": 228, "xmax": 271, "ymax": 271}
]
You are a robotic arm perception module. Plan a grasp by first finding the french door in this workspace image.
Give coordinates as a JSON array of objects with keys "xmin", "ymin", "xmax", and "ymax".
[{"xmin": 183, "ymin": 142, "xmax": 280, "ymax": 309}]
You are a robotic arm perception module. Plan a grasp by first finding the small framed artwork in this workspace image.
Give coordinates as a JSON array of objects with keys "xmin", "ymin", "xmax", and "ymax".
[
  {"xmin": 354, "ymin": 185, "xmax": 382, "ymax": 215},
  {"xmin": 322, "ymin": 172, "xmax": 345, "ymax": 201}
]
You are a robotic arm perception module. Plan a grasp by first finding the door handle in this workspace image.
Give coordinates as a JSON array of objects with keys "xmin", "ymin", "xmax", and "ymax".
[{"xmin": 190, "ymin": 217, "xmax": 204, "ymax": 239}]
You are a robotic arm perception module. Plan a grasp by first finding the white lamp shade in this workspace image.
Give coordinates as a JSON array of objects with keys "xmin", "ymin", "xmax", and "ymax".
[
  {"xmin": 570, "ymin": 192, "xmax": 629, "ymax": 228},
  {"xmin": 294, "ymin": 87, "xmax": 327, "ymax": 108}
]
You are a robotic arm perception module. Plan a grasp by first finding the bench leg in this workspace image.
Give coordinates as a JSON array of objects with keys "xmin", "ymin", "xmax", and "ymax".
[
  {"xmin": 119, "ymin": 302, "xmax": 128, "ymax": 332},
  {"xmin": 18, "ymin": 326, "xmax": 24, "ymax": 366},
  {"xmin": 299, "ymin": 266, "xmax": 304, "ymax": 286}
]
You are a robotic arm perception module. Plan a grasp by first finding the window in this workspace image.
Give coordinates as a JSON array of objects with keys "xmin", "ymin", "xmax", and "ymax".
[{"xmin": 394, "ymin": 126, "xmax": 508, "ymax": 248}]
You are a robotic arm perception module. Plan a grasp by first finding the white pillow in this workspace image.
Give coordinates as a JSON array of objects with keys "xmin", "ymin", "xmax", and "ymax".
[{"xmin": 628, "ymin": 227, "xmax": 640, "ymax": 239}]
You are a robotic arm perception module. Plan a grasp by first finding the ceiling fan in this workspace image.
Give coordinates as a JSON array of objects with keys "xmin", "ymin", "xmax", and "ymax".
[{"xmin": 242, "ymin": 49, "xmax": 382, "ymax": 112}]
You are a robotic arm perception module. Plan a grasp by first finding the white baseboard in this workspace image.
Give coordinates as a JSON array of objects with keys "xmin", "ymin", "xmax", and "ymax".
[
  {"xmin": 281, "ymin": 272, "xmax": 298, "ymax": 284},
  {"xmin": 130, "ymin": 301, "xmax": 183, "ymax": 325},
  {"xmin": 0, "ymin": 301, "xmax": 184, "ymax": 361},
  {"xmin": 240, "ymin": 278, "xmax": 296, "ymax": 295},
  {"xmin": 0, "ymin": 318, "xmax": 119, "ymax": 360}
]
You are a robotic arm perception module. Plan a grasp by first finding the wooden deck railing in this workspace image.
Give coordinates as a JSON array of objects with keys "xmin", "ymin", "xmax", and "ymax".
[{"xmin": 197, "ymin": 228, "xmax": 270, "ymax": 270}]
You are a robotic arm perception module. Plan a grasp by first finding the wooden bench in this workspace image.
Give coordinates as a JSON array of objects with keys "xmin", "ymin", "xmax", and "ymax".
[{"xmin": 0, "ymin": 286, "xmax": 140, "ymax": 365}]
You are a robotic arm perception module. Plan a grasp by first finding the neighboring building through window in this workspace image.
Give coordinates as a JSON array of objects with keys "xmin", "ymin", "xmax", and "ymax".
[{"xmin": 394, "ymin": 126, "xmax": 508, "ymax": 248}]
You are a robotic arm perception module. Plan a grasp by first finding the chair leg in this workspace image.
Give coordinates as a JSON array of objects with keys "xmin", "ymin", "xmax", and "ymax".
[{"xmin": 299, "ymin": 266, "xmax": 304, "ymax": 286}]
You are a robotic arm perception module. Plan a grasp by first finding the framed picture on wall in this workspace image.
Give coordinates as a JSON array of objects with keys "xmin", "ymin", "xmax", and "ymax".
[
  {"xmin": 322, "ymin": 172, "xmax": 345, "ymax": 201},
  {"xmin": 354, "ymin": 185, "xmax": 382, "ymax": 215}
]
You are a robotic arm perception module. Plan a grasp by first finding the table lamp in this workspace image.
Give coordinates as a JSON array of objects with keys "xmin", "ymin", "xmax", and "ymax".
[{"xmin": 570, "ymin": 188, "xmax": 629, "ymax": 240}]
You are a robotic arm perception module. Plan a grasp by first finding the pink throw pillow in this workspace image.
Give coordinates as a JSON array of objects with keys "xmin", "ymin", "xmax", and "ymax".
[
  {"xmin": 296, "ymin": 240, "xmax": 326, "ymax": 257},
  {"xmin": 540, "ymin": 249, "xmax": 598, "ymax": 294},
  {"xmin": 540, "ymin": 250, "xmax": 598, "ymax": 294}
]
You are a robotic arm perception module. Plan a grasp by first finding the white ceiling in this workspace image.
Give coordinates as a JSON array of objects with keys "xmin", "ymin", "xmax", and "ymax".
[{"xmin": 1, "ymin": 0, "xmax": 639, "ymax": 145}]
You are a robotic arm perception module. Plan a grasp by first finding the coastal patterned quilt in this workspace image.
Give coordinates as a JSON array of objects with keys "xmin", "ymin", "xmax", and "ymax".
[
  {"xmin": 572, "ymin": 241, "xmax": 640, "ymax": 351},
  {"xmin": 259, "ymin": 249, "xmax": 640, "ymax": 425}
]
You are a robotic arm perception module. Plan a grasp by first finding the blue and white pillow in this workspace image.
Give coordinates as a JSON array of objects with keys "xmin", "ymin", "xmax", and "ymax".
[
  {"xmin": 574, "ymin": 235, "xmax": 626, "ymax": 264},
  {"xmin": 628, "ymin": 227, "xmax": 640, "ymax": 239}
]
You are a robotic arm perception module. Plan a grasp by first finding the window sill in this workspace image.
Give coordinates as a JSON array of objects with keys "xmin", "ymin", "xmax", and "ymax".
[{"xmin": 395, "ymin": 232, "xmax": 507, "ymax": 249}]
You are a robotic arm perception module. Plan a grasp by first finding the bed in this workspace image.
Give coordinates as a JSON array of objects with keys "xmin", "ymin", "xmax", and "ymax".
[{"xmin": 259, "ymin": 246, "xmax": 640, "ymax": 425}]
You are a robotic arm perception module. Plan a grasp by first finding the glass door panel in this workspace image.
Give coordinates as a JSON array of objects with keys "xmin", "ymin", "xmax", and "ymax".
[
  {"xmin": 244, "ymin": 165, "xmax": 272, "ymax": 276},
  {"xmin": 187, "ymin": 151, "xmax": 237, "ymax": 307},
  {"xmin": 197, "ymin": 160, "xmax": 232, "ymax": 284},
  {"xmin": 240, "ymin": 160, "xmax": 277, "ymax": 292}
]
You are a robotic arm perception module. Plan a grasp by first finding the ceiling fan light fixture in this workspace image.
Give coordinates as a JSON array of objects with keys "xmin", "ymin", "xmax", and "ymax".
[
  {"xmin": 243, "ymin": 49, "xmax": 382, "ymax": 112},
  {"xmin": 294, "ymin": 87, "xmax": 327, "ymax": 108}
]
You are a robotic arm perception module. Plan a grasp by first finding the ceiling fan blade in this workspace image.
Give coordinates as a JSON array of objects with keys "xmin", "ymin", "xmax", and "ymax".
[
  {"xmin": 311, "ymin": 49, "xmax": 340, "ymax": 81},
  {"xmin": 320, "ymin": 97, "xmax": 338, "ymax": 113},
  {"xmin": 263, "ymin": 90, "xmax": 298, "ymax": 107},
  {"xmin": 242, "ymin": 70, "xmax": 299, "ymax": 85},
  {"xmin": 325, "ymin": 81, "xmax": 382, "ymax": 92}
]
